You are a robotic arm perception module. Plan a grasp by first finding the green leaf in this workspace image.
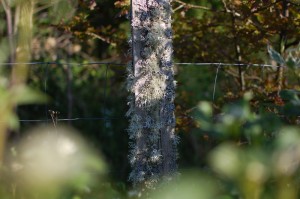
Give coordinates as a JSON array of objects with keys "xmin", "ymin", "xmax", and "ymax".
[
  {"xmin": 194, "ymin": 101, "xmax": 213, "ymax": 130},
  {"xmin": 50, "ymin": 0, "xmax": 77, "ymax": 24},
  {"xmin": 197, "ymin": 101, "xmax": 213, "ymax": 117},
  {"xmin": 10, "ymin": 85, "xmax": 48, "ymax": 105},
  {"xmin": 8, "ymin": 112, "xmax": 20, "ymax": 130},
  {"xmin": 267, "ymin": 45, "xmax": 285, "ymax": 65},
  {"xmin": 150, "ymin": 172, "xmax": 217, "ymax": 199},
  {"xmin": 280, "ymin": 90, "xmax": 299, "ymax": 101},
  {"xmin": 209, "ymin": 143, "xmax": 241, "ymax": 179},
  {"xmin": 275, "ymin": 127, "xmax": 300, "ymax": 148},
  {"xmin": 286, "ymin": 57, "xmax": 296, "ymax": 68},
  {"xmin": 282, "ymin": 102, "xmax": 300, "ymax": 116}
]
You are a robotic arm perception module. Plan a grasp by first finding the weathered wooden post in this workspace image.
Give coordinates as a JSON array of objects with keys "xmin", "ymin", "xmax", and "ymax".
[{"xmin": 127, "ymin": 0, "xmax": 178, "ymax": 189}]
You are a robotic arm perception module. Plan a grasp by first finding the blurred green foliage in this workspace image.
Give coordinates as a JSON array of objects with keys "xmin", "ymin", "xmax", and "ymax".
[{"xmin": 193, "ymin": 93, "xmax": 281, "ymax": 144}]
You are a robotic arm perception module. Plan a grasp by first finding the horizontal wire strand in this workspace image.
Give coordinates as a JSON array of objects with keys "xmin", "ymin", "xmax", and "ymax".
[
  {"xmin": 0, "ymin": 61, "xmax": 279, "ymax": 68},
  {"xmin": 1, "ymin": 116, "xmax": 191, "ymax": 123},
  {"xmin": 17, "ymin": 117, "xmax": 121, "ymax": 122},
  {"xmin": 0, "ymin": 62, "xmax": 126, "ymax": 66},
  {"xmin": 175, "ymin": 62, "xmax": 277, "ymax": 68},
  {"xmin": 0, "ymin": 61, "xmax": 279, "ymax": 123}
]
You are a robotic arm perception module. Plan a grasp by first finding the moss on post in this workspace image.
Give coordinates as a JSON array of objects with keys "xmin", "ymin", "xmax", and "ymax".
[{"xmin": 127, "ymin": 0, "xmax": 178, "ymax": 189}]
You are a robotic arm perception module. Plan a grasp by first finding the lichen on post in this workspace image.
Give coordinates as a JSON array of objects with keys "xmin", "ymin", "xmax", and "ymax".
[{"xmin": 127, "ymin": 0, "xmax": 178, "ymax": 189}]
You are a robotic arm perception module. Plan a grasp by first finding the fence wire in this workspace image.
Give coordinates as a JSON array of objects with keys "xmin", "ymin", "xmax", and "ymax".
[
  {"xmin": 0, "ymin": 61, "xmax": 279, "ymax": 123},
  {"xmin": 0, "ymin": 61, "xmax": 278, "ymax": 67}
]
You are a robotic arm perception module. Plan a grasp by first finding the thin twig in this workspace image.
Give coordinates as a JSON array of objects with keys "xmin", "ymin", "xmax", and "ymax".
[
  {"xmin": 221, "ymin": 0, "xmax": 241, "ymax": 17},
  {"xmin": 213, "ymin": 64, "xmax": 221, "ymax": 101},
  {"xmin": 1, "ymin": 0, "xmax": 8, "ymax": 11},
  {"xmin": 1, "ymin": 0, "xmax": 15, "ymax": 62},
  {"xmin": 251, "ymin": 0, "xmax": 284, "ymax": 14},
  {"xmin": 85, "ymin": 32, "xmax": 117, "ymax": 46},
  {"xmin": 49, "ymin": 110, "xmax": 60, "ymax": 128},
  {"xmin": 173, "ymin": 4, "xmax": 184, "ymax": 12},
  {"xmin": 173, "ymin": 0, "xmax": 212, "ymax": 11},
  {"xmin": 287, "ymin": 0, "xmax": 300, "ymax": 7},
  {"xmin": 230, "ymin": 7, "xmax": 245, "ymax": 91},
  {"xmin": 221, "ymin": 0, "xmax": 230, "ymax": 12}
]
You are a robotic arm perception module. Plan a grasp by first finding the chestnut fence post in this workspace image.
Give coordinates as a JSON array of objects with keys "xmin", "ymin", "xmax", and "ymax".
[{"xmin": 127, "ymin": 0, "xmax": 178, "ymax": 189}]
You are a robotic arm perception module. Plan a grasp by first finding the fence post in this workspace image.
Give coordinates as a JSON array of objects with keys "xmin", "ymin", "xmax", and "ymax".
[{"xmin": 128, "ymin": 0, "xmax": 178, "ymax": 189}]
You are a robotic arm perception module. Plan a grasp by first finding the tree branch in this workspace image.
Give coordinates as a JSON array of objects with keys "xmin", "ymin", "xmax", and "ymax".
[
  {"xmin": 173, "ymin": 4, "xmax": 184, "ymax": 12},
  {"xmin": 250, "ymin": 0, "xmax": 284, "ymax": 14},
  {"xmin": 220, "ymin": 0, "xmax": 241, "ymax": 17},
  {"xmin": 1, "ymin": 0, "xmax": 8, "ymax": 11},
  {"xmin": 286, "ymin": 0, "xmax": 300, "ymax": 7},
  {"xmin": 173, "ymin": 0, "xmax": 219, "ymax": 12},
  {"xmin": 1, "ymin": 0, "xmax": 15, "ymax": 62},
  {"xmin": 286, "ymin": 39, "xmax": 300, "ymax": 49},
  {"xmin": 221, "ymin": 0, "xmax": 230, "ymax": 12},
  {"xmin": 85, "ymin": 31, "xmax": 116, "ymax": 46}
]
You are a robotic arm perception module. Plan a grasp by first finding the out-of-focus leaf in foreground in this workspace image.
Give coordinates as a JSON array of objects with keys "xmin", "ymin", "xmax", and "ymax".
[
  {"xmin": 12, "ymin": 126, "xmax": 106, "ymax": 198},
  {"xmin": 150, "ymin": 172, "xmax": 218, "ymax": 199}
]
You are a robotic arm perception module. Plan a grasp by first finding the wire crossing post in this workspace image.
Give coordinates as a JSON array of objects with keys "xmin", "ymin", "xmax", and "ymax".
[{"xmin": 128, "ymin": 0, "xmax": 178, "ymax": 189}]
